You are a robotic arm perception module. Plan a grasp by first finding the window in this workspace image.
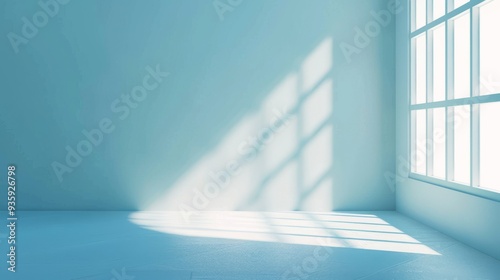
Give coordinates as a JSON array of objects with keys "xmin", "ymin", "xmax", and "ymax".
[{"xmin": 410, "ymin": 0, "xmax": 500, "ymax": 194}]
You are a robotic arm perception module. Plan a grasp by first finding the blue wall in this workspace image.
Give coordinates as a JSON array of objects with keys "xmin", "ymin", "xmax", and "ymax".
[{"xmin": 0, "ymin": 0, "xmax": 396, "ymax": 211}]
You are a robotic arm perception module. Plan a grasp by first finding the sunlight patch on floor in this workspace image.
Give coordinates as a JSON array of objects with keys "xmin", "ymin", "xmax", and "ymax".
[{"xmin": 129, "ymin": 211, "xmax": 441, "ymax": 255}]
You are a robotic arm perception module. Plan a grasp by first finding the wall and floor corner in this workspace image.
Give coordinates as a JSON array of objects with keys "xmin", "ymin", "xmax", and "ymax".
[
  {"xmin": 0, "ymin": 0, "xmax": 395, "ymax": 213},
  {"xmin": 395, "ymin": 0, "xmax": 500, "ymax": 261}
]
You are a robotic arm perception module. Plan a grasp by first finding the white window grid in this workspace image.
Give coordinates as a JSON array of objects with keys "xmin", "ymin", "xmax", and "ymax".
[{"xmin": 408, "ymin": 0, "xmax": 500, "ymax": 200}]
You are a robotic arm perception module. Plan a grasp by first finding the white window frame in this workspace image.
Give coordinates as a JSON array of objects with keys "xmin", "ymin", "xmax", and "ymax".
[{"xmin": 408, "ymin": 0, "xmax": 500, "ymax": 201}]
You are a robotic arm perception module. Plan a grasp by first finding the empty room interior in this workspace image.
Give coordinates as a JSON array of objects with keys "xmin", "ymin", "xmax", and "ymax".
[{"xmin": 1, "ymin": 0, "xmax": 500, "ymax": 279}]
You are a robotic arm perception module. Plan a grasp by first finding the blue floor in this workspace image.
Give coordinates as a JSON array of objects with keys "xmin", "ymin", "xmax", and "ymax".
[{"xmin": 1, "ymin": 211, "xmax": 499, "ymax": 279}]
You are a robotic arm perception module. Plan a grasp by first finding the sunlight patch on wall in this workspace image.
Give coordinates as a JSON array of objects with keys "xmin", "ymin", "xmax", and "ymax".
[
  {"xmin": 301, "ymin": 38, "xmax": 333, "ymax": 92},
  {"xmin": 142, "ymin": 37, "xmax": 334, "ymax": 212}
]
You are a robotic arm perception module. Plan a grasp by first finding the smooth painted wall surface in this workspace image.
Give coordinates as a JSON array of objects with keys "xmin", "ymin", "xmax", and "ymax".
[
  {"xmin": 395, "ymin": 0, "xmax": 500, "ymax": 260},
  {"xmin": 1, "ymin": 0, "xmax": 396, "ymax": 211}
]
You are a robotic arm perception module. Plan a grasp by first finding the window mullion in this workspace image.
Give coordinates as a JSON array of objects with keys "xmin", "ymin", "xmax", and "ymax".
[
  {"xmin": 410, "ymin": 93, "xmax": 500, "ymax": 110},
  {"xmin": 426, "ymin": 3, "xmax": 434, "ymax": 176},
  {"xmin": 410, "ymin": 26, "xmax": 416, "ymax": 171},
  {"xmin": 411, "ymin": 110, "xmax": 417, "ymax": 172},
  {"xmin": 471, "ymin": 5, "xmax": 480, "ymax": 187},
  {"xmin": 446, "ymin": 4, "xmax": 455, "ymax": 181},
  {"xmin": 427, "ymin": 109, "xmax": 434, "ymax": 176},
  {"xmin": 411, "ymin": 0, "xmax": 417, "ymax": 32}
]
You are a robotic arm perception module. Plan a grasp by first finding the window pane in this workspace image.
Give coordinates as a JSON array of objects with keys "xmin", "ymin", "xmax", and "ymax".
[
  {"xmin": 452, "ymin": 105, "xmax": 470, "ymax": 184},
  {"xmin": 453, "ymin": 12, "xmax": 470, "ymax": 99},
  {"xmin": 416, "ymin": 0, "xmax": 427, "ymax": 29},
  {"xmin": 413, "ymin": 109, "xmax": 427, "ymax": 174},
  {"xmin": 433, "ymin": 0, "xmax": 446, "ymax": 20},
  {"xmin": 454, "ymin": 0, "xmax": 469, "ymax": 9},
  {"xmin": 433, "ymin": 24, "xmax": 446, "ymax": 101},
  {"xmin": 479, "ymin": 102, "xmax": 500, "ymax": 192},
  {"xmin": 432, "ymin": 108, "xmax": 446, "ymax": 178},
  {"xmin": 479, "ymin": 0, "xmax": 500, "ymax": 95},
  {"xmin": 415, "ymin": 35, "xmax": 427, "ymax": 104}
]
